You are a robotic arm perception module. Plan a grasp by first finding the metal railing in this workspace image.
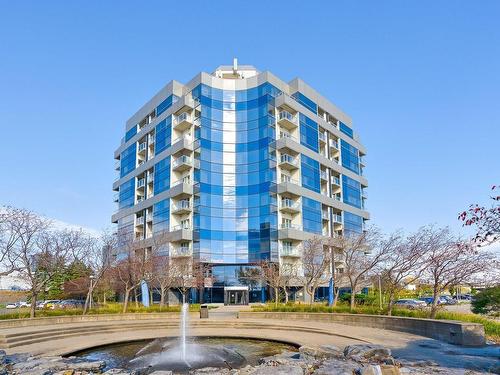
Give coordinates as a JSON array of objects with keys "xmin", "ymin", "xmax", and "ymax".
[
  {"xmin": 280, "ymin": 199, "xmax": 300, "ymax": 210},
  {"xmin": 138, "ymin": 142, "xmax": 147, "ymax": 152},
  {"xmin": 137, "ymin": 178, "xmax": 145, "ymax": 188},
  {"xmin": 279, "ymin": 223, "xmax": 302, "ymax": 230},
  {"xmin": 172, "ymin": 155, "xmax": 192, "ymax": 168},
  {"xmin": 280, "ymin": 154, "xmax": 298, "ymax": 165},
  {"xmin": 279, "ymin": 110, "xmax": 296, "ymax": 123},
  {"xmin": 171, "ymin": 224, "xmax": 191, "ymax": 231}
]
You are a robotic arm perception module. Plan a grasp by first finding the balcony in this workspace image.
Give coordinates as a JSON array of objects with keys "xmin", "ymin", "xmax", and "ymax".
[
  {"xmin": 172, "ymin": 246, "xmax": 191, "ymax": 257},
  {"xmin": 172, "ymin": 200, "xmax": 191, "ymax": 215},
  {"xmin": 319, "ymin": 132, "xmax": 327, "ymax": 143},
  {"xmin": 322, "ymin": 211, "xmax": 329, "ymax": 220},
  {"xmin": 280, "ymin": 175, "xmax": 300, "ymax": 185},
  {"xmin": 146, "ymin": 214, "xmax": 153, "ymax": 222},
  {"xmin": 147, "ymin": 174, "xmax": 155, "ymax": 184},
  {"xmin": 138, "ymin": 142, "xmax": 147, "ymax": 153},
  {"xmin": 334, "ymin": 194, "xmax": 341, "ymax": 201},
  {"xmin": 135, "ymin": 216, "xmax": 145, "ymax": 226},
  {"xmin": 148, "ymin": 134, "xmax": 155, "ymax": 144},
  {"xmin": 279, "ymin": 199, "xmax": 301, "ymax": 214},
  {"xmin": 277, "ymin": 110, "xmax": 298, "ymax": 130},
  {"xmin": 331, "ymin": 176, "xmax": 341, "ymax": 186},
  {"xmin": 333, "ymin": 214, "xmax": 342, "ymax": 224},
  {"xmin": 113, "ymin": 192, "xmax": 119, "ymax": 203},
  {"xmin": 280, "ymin": 246, "xmax": 300, "ymax": 257},
  {"xmin": 136, "ymin": 196, "xmax": 145, "ymax": 203},
  {"xmin": 114, "ymin": 160, "xmax": 120, "ymax": 171},
  {"xmin": 174, "ymin": 112, "xmax": 192, "ymax": 131},
  {"xmin": 280, "ymin": 223, "xmax": 301, "ymax": 230},
  {"xmin": 279, "ymin": 154, "xmax": 299, "ymax": 170},
  {"xmin": 329, "ymin": 139, "xmax": 339, "ymax": 151},
  {"xmin": 320, "ymin": 170, "xmax": 328, "ymax": 181},
  {"xmin": 172, "ymin": 155, "xmax": 192, "ymax": 171},
  {"xmin": 137, "ymin": 178, "xmax": 145, "ymax": 189}
]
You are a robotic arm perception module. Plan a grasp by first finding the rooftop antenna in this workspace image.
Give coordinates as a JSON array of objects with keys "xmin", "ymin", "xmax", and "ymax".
[{"xmin": 233, "ymin": 57, "xmax": 238, "ymax": 74}]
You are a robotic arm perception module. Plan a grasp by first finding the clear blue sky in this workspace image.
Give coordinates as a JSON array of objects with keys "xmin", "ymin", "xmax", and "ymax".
[{"xmin": 0, "ymin": 1, "xmax": 499, "ymax": 236}]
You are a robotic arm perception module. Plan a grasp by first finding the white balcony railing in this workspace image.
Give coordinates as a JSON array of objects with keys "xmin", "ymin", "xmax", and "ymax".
[
  {"xmin": 280, "ymin": 199, "xmax": 300, "ymax": 210},
  {"xmin": 320, "ymin": 170, "xmax": 328, "ymax": 180},
  {"xmin": 172, "ymin": 155, "xmax": 192, "ymax": 169},
  {"xmin": 280, "ymin": 154, "xmax": 298, "ymax": 166},
  {"xmin": 137, "ymin": 178, "xmax": 145, "ymax": 188},
  {"xmin": 280, "ymin": 246, "xmax": 299, "ymax": 256},
  {"xmin": 279, "ymin": 223, "xmax": 302, "ymax": 230},
  {"xmin": 319, "ymin": 132, "xmax": 327, "ymax": 142},
  {"xmin": 333, "ymin": 214, "xmax": 342, "ymax": 223},
  {"xmin": 332, "ymin": 176, "xmax": 341, "ymax": 185},
  {"xmin": 138, "ymin": 142, "xmax": 147, "ymax": 152},
  {"xmin": 279, "ymin": 110, "xmax": 295, "ymax": 123},
  {"xmin": 171, "ymin": 223, "xmax": 190, "ymax": 231}
]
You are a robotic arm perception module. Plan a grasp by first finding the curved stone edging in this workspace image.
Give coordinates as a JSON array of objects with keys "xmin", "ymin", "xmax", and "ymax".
[
  {"xmin": 0, "ymin": 312, "xmax": 196, "ymax": 328},
  {"xmin": 237, "ymin": 311, "xmax": 486, "ymax": 346}
]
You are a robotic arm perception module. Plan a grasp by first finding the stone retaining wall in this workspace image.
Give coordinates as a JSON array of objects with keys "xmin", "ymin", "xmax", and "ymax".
[
  {"xmin": 0, "ymin": 312, "xmax": 198, "ymax": 329},
  {"xmin": 238, "ymin": 311, "xmax": 485, "ymax": 346}
]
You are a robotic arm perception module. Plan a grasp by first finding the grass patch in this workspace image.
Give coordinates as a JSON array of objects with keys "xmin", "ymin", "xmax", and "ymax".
[
  {"xmin": 251, "ymin": 303, "xmax": 500, "ymax": 343},
  {"xmin": 0, "ymin": 303, "xmax": 204, "ymax": 320}
]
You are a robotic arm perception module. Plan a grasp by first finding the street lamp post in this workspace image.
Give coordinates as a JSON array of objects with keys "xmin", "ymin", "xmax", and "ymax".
[{"xmin": 89, "ymin": 275, "xmax": 95, "ymax": 310}]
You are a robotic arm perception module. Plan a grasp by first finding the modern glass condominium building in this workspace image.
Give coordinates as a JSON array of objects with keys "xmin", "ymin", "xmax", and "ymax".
[{"xmin": 112, "ymin": 62, "xmax": 369, "ymax": 303}]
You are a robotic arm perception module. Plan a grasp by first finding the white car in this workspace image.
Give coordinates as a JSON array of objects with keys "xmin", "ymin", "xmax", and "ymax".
[
  {"xmin": 394, "ymin": 299, "xmax": 427, "ymax": 309},
  {"xmin": 5, "ymin": 303, "xmax": 17, "ymax": 309}
]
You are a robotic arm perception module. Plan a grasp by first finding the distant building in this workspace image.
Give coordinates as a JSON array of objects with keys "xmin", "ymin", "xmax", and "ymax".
[{"xmin": 112, "ymin": 61, "xmax": 369, "ymax": 304}]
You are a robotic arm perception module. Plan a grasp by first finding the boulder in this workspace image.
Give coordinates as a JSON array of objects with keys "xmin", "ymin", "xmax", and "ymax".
[
  {"xmin": 358, "ymin": 365, "xmax": 400, "ymax": 375},
  {"xmin": 313, "ymin": 358, "xmax": 358, "ymax": 375},
  {"xmin": 300, "ymin": 345, "xmax": 344, "ymax": 360},
  {"xmin": 247, "ymin": 364, "xmax": 304, "ymax": 375},
  {"xmin": 343, "ymin": 344, "xmax": 393, "ymax": 364},
  {"xmin": 149, "ymin": 371, "xmax": 174, "ymax": 375}
]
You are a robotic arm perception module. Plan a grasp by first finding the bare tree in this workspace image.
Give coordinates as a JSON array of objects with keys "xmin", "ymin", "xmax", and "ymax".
[
  {"xmin": 259, "ymin": 260, "xmax": 284, "ymax": 306},
  {"xmin": 7, "ymin": 208, "xmax": 87, "ymax": 317},
  {"xmin": 79, "ymin": 231, "xmax": 115, "ymax": 314},
  {"xmin": 333, "ymin": 229, "xmax": 391, "ymax": 310},
  {"xmin": 380, "ymin": 229, "xmax": 432, "ymax": 315},
  {"xmin": 302, "ymin": 237, "xmax": 330, "ymax": 305},
  {"xmin": 109, "ymin": 237, "xmax": 149, "ymax": 313},
  {"xmin": 280, "ymin": 262, "xmax": 299, "ymax": 304},
  {"xmin": 459, "ymin": 185, "xmax": 500, "ymax": 246},
  {"xmin": 422, "ymin": 227, "xmax": 493, "ymax": 318},
  {"xmin": 326, "ymin": 244, "xmax": 349, "ymax": 307},
  {"xmin": 0, "ymin": 206, "xmax": 22, "ymax": 276},
  {"xmin": 171, "ymin": 258, "xmax": 194, "ymax": 304}
]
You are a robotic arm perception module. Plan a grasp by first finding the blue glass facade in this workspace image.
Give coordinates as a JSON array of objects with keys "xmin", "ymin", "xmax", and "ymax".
[
  {"xmin": 155, "ymin": 117, "xmax": 172, "ymax": 155},
  {"xmin": 125, "ymin": 126, "xmax": 137, "ymax": 142},
  {"xmin": 302, "ymin": 197, "xmax": 322, "ymax": 234},
  {"xmin": 192, "ymin": 83, "xmax": 279, "ymax": 265},
  {"xmin": 153, "ymin": 156, "xmax": 170, "ymax": 194},
  {"xmin": 342, "ymin": 175, "xmax": 362, "ymax": 208},
  {"xmin": 156, "ymin": 94, "xmax": 178, "ymax": 116},
  {"xmin": 153, "ymin": 199, "xmax": 170, "ymax": 234},
  {"xmin": 119, "ymin": 179, "xmax": 135, "ymax": 209},
  {"xmin": 340, "ymin": 139, "xmax": 360, "ymax": 175},
  {"xmin": 301, "ymin": 154, "xmax": 321, "ymax": 193},
  {"xmin": 292, "ymin": 92, "xmax": 318, "ymax": 114},
  {"xmin": 340, "ymin": 122, "xmax": 354, "ymax": 138},
  {"xmin": 120, "ymin": 143, "xmax": 136, "ymax": 178},
  {"xmin": 299, "ymin": 114, "xmax": 319, "ymax": 152},
  {"xmin": 344, "ymin": 211, "xmax": 363, "ymax": 236}
]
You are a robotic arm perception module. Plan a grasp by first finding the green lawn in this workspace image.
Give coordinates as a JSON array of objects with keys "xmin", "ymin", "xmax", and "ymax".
[
  {"xmin": 0, "ymin": 302, "xmax": 203, "ymax": 320},
  {"xmin": 251, "ymin": 303, "xmax": 500, "ymax": 342}
]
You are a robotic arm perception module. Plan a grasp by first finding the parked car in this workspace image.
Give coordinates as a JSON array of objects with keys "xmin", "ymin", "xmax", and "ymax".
[
  {"xmin": 5, "ymin": 303, "xmax": 17, "ymax": 309},
  {"xmin": 37, "ymin": 300, "xmax": 60, "ymax": 309},
  {"xmin": 440, "ymin": 295, "xmax": 457, "ymax": 305},
  {"xmin": 57, "ymin": 300, "xmax": 84, "ymax": 309},
  {"xmin": 17, "ymin": 301, "xmax": 29, "ymax": 308},
  {"xmin": 394, "ymin": 299, "xmax": 427, "ymax": 309}
]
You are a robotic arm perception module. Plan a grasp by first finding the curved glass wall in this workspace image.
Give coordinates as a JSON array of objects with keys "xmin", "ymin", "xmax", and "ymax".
[{"xmin": 191, "ymin": 83, "xmax": 280, "ymax": 264}]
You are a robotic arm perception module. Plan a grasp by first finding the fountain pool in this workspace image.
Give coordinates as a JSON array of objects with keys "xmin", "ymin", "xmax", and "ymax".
[{"xmin": 70, "ymin": 337, "xmax": 298, "ymax": 373}]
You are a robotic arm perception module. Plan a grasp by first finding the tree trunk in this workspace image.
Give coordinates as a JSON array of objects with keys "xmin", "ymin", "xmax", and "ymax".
[
  {"xmin": 134, "ymin": 288, "xmax": 139, "ymax": 308},
  {"xmin": 350, "ymin": 287, "xmax": 356, "ymax": 310},
  {"xmin": 283, "ymin": 287, "xmax": 289, "ymax": 304},
  {"xmin": 309, "ymin": 286, "xmax": 317, "ymax": 305},
  {"xmin": 274, "ymin": 287, "xmax": 279, "ymax": 306},
  {"xmin": 123, "ymin": 288, "xmax": 131, "ymax": 313},
  {"xmin": 160, "ymin": 286, "xmax": 165, "ymax": 308},
  {"xmin": 30, "ymin": 292, "xmax": 37, "ymax": 319},
  {"xmin": 387, "ymin": 291, "xmax": 395, "ymax": 316},
  {"xmin": 430, "ymin": 286, "xmax": 440, "ymax": 319},
  {"xmin": 333, "ymin": 287, "xmax": 340, "ymax": 307},
  {"xmin": 103, "ymin": 292, "xmax": 107, "ymax": 305},
  {"xmin": 83, "ymin": 290, "xmax": 91, "ymax": 315}
]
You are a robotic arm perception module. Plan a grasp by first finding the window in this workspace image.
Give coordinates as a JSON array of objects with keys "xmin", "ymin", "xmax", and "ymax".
[
  {"xmin": 302, "ymin": 197, "xmax": 322, "ymax": 234},
  {"xmin": 118, "ymin": 179, "xmax": 135, "ymax": 209},
  {"xmin": 156, "ymin": 94, "xmax": 178, "ymax": 116},
  {"xmin": 342, "ymin": 176, "xmax": 362, "ymax": 208},
  {"xmin": 155, "ymin": 117, "xmax": 172, "ymax": 155},
  {"xmin": 344, "ymin": 212, "xmax": 363, "ymax": 236},
  {"xmin": 301, "ymin": 154, "xmax": 320, "ymax": 193},
  {"xmin": 120, "ymin": 143, "xmax": 136, "ymax": 178},
  {"xmin": 299, "ymin": 114, "xmax": 319, "ymax": 152},
  {"xmin": 292, "ymin": 92, "xmax": 317, "ymax": 114},
  {"xmin": 340, "ymin": 139, "xmax": 360, "ymax": 174},
  {"xmin": 153, "ymin": 199, "xmax": 170, "ymax": 233},
  {"xmin": 153, "ymin": 156, "xmax": 170, "ymax": 194},
  {"xmin": 339, "ymin": 122, "xmax": 354, "ymax": 138},
  {"xmin": 125, "ymin": 126, "xmax": 137, "ymax": 142}
]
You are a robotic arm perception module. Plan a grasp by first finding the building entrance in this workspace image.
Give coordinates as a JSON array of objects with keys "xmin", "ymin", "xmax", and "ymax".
[{"xmin": 224, "ymin": 286, "xmax": 249, "ymax": 305}]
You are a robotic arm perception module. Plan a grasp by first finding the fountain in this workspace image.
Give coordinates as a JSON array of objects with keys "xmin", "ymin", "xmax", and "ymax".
[{"xmin": 70, "ymin": 302, "xmax": 297, "ymax": 374}]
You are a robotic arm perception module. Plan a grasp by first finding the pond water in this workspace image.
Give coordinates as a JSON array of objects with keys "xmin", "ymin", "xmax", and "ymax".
[{"xmin": 70, "ymin": 336, "xmax": 298, "ymax": 373}]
